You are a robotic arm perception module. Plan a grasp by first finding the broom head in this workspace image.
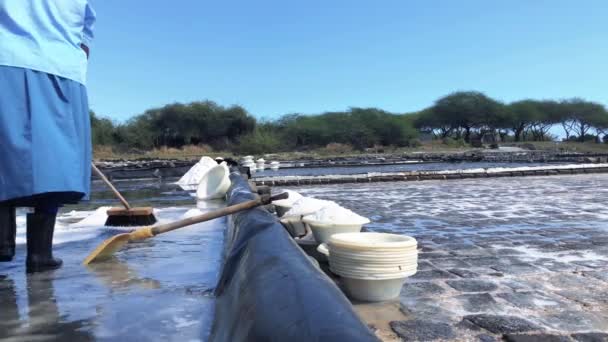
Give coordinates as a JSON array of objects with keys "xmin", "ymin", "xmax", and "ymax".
[{"xmin": 105, "ymin": 207, "xmax": 157, "ymax": 227}]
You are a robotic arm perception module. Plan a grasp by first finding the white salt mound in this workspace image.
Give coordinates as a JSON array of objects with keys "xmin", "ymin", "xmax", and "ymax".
[
  {"xmin": 272, "ymin": 190, "xmax": 303, "ymax": 207},
  {"xmin": 182, "ymin": 208, "xmax": 203, "ymax": 219},
  {"xmin": 284, "ymin": 197, "xmax": 338, "ymax": 217},
  {"xmin": 304, "ymin": 205, "xmax": 369, "ymax": 225}
]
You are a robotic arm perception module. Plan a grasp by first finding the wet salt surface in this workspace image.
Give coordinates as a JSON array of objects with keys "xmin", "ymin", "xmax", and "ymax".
[
  {"xmin": 291, "ymin": 174, "xmax": 608, "ymax": 340},
  {"xmin": 0, "ymin": 180, "xmax": 224, "ymax": 341}
]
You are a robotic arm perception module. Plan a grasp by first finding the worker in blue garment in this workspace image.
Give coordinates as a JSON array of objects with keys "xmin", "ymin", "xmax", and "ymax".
[{"xmin": 0, "ymin": 0, "xmax": 96, "ymax": 273}]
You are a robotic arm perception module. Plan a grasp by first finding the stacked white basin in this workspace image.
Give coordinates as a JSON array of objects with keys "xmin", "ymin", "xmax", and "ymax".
[
  {"xmin": 240, "ymin": 155, "xmax": 256, "ymax": 172},
  {"xmin": 269, "ymin": 161, "xmax": 280, "ymax": 170},
  {"xmin": 256, "ymin": 158, "xmax": 266, "ymax": 170},
  {"xmin": 318, "ymin": 232, "xmax": 418, "ymax": 302}
]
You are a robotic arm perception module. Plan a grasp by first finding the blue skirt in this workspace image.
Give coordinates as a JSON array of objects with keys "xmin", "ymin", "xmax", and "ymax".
[{"xmin": 0, "ymin": 66, "xmax": 91, "ymax": 207}]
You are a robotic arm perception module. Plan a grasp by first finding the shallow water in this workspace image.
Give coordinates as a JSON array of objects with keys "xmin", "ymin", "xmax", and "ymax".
[
  {"xmin": 1, "ymin": 180, "xmax": 224, "ymax": 341},
  {"xmin": 289, "ymin": 173, "xmax": 608, "ymax": 234}
]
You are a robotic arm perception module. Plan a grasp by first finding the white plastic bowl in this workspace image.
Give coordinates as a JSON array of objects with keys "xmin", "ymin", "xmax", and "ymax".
[
  {"xmin": 316, "ymin": 232, "xmax": 419, "ymax": 302},
  {"xmin": 304, "ymin": 220, "xmax": 367, "ymax": 244},
  {"xmin": 331, "ymin": 267, "xmax": 417, "ymax": 280},
  {"xmin": 328, "ymin": 256, "xmax": 418, "ymax": 269},
  {"xmin": 196, "ymin": 164, "xmax": 231, "ymax": 200},
  {"xmin": 325, "ymin": 248, "xmax": 418, "ymax": 260},
  {"xmin": 341, "ymin": 276, "xmax": 411, "ymax": 302},
  {"xmin": 317, "ymin": 244, "xmax": 418, "ymax": 275},
  {"xmin": 177, "ymin": 156, "xmax": 217, "ymax": 185},
  {"xmin": 329, "ymin": 262, "xmax": 418, "ymax": 276},
  {"xmin": 329, "ymin": 232, "xmax": 417, "ymax": 250},
  {"xmin": 317, "ymin": 243, "xmax": 417, "ymax": 262}
]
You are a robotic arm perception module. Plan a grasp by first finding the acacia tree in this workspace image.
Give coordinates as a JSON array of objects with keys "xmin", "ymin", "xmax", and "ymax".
[
  {"xmin": 431, "ymin": 91, "xmax": 502, "ymax": 142},
  {"xmin": 594, "ymin": 113, "xmax": 608, "ymax": 142},
  {"xmin": 526, "ymin": 100, "xmax": 561, "ymax": 141},
  {"xmin": 559, "ymin": 99, "xmax": 608, "ymax": 142},
  {"xmin": 412, "ymin": 108, "xmax": 455, "ymax": 138},
  {"xmin": 506, "ymin": 100, "xmax": 539, "ymax": 142}
]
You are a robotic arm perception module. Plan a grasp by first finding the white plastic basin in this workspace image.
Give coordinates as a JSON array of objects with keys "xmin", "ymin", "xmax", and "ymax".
[
  {"xmin": 316, "ymin": 232, "xmax": 419, "ymax": 302},
  {"xmin": 329, "ymin": 232, "xmax": 417, "ymax": 250},
  {"xmin": 328, "ymin": 256, "xmax": 418, "ymax": 268},
  {"xmin": 196, "ymin": 164, "xmax": 231, "ymax": 200},
  {"xmin": 317, "ymin": 243, "xmax": 417, "ymax": 262},
  {"xmin": 304, "ymin": 220, "xmax": 367, "ymax": 244},
  {"xmin": 177, "ymin": 156, "xmax": 218, "ymax": 185},
  {"xmin": 341, "ymin": 276, "xmax": 410, "ymax": 302},
  {"xmin": 273, "ymin": 190, "xmax": 303, "ymax": 217},
  {"xmin": 325, "ymin": 248, "xmax": 418, "ymax": 260},
  {"xmin": 331, "ymin": 267, "xmax": 417, "ymax": 280},
  {"xmin": 329, "ymin": 261, "xmax": 418, "ymax": 276}
]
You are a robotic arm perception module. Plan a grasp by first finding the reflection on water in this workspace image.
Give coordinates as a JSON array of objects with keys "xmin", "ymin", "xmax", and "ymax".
[
  {"xmin": 0, "ymin": 179, "xmax": 225, "ymax": 341},
  {"xmin": 86, "ymin": 257, "xmax": 162, "ymax": 291},
  {"xmin": 1, "ymin": 273, "xmax": 95, "ymax": 341}
]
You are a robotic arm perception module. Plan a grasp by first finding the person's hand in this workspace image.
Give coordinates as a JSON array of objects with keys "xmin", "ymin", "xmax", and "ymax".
[{"xmin": 81, "ymin": 44, "xmax": 90, "ymax": 59}]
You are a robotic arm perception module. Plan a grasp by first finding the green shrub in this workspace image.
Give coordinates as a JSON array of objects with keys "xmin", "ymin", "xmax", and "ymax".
[
  {"xmin": 324, "ymin": 143, "xmax": 354, "ymax": 154},
  {"xmin": 235, "ymin": 129, "xmax": 282, "ymax": 155},
  {"xmin": 442, "ymin": 137, "xmax": 466, "ymax": 147},
  {"xmin": 407, "ymin": 139, "xmax": 422, "ymax": 148}
]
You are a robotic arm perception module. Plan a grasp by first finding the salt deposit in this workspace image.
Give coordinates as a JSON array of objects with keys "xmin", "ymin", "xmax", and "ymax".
[
  {"xmin": 182, "ymin": 208, "xmax": 204, "ymax": 218},
  {"xmin": 272, "ymin": 189, "xmax": 303, "ymax": 207},
  {"xmin": 283, "ymin": 197, "xmax": 338, "ymax": 217},
  {"xmin": 437, "ymin": 163, "xmax": 608, "ymax": 175},
  {"xmin": 304, "ymin": 205, "xmax": 369, "ymax": 224}
]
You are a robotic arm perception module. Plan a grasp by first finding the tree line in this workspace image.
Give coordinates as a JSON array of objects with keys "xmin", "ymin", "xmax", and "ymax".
[
  {"xmin": 414, "ymin": 91, "xmax": 608, "ymax": 144},
  {"xmin": 91, "ymin": 91, "xmax": 608, "ymax": 154}
]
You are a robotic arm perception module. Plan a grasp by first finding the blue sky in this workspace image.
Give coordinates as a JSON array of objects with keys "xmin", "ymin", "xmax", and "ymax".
[{"xmin": 87, "ymin": 0, "xmax": 608, "ymax": 122}]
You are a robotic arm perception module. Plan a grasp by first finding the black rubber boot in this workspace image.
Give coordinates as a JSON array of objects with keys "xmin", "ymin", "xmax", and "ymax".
[
  {"xmin": 26, "ymin": 212, "xmax": 62, "ymax": 273},
  {"xmin": 0, "ymin": 206, "xmax": 16, "ymax": 262}
]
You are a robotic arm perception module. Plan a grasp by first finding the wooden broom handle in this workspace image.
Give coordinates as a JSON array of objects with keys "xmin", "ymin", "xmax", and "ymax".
[
  {"xmin": 150, "ymin": 192, "xmax": 289, "ymax": 236},
  {"xmin": 91, "ymin": 163, "xmax": 132, "ymax": 210}
]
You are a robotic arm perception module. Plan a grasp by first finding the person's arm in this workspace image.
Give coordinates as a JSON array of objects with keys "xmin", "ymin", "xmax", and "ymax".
[{"xmin": 81, "ymin": 2, "xmax": 97, "ymax": 58}]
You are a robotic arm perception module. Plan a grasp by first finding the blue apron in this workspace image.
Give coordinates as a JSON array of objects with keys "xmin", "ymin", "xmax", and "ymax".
[{"xmin": 0, "ymin": 65, "xmax": 91, "ymax": 208}]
